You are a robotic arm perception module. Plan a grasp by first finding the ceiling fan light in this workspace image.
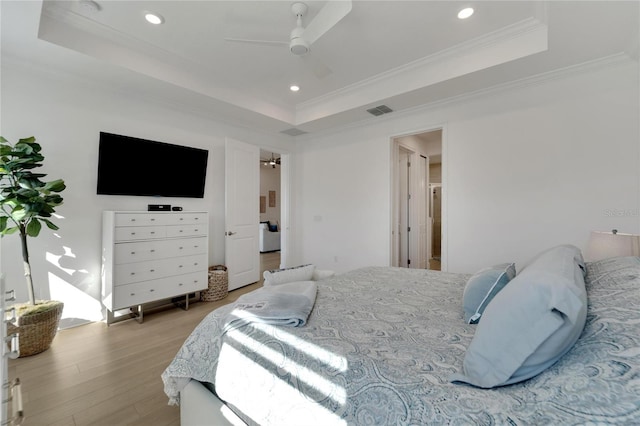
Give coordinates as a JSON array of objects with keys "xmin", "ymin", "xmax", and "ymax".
[
  {"xmin": 290, "ymin": 85, "xmax": 300, "ymax": 92},
  {"xmin": 290, "ymin": 37, "xmax": 309, "ymax": 55}
]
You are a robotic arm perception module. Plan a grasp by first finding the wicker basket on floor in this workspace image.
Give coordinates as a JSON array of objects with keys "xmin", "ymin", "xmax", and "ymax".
[
  {"xmin": 202, "ymin": 265, "xmax": 229, "ymax": 302},
  {"xmin": 8, "ymin": 301, "xmax": 64, "ymax": 357}
]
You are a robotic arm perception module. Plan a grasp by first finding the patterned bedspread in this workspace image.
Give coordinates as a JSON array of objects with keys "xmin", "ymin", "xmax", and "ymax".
[{"xmin": 162, "ymin": 259, "xmax": 640, "ymax": 425}]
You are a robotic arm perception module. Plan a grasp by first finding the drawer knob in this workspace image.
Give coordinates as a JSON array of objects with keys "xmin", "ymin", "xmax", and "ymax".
[
  {"xmin": 150, "ymin": 231, "xmax": 155, "ymax": 235},
  {"xmin": 150, "ymin": 249, "xmax": 155, "ymax": 253},
  {"xmin": 150, "ymin": 289, "xmax": 155, "ymax": 292},
  {"xmin": 179, "ymin": 247, "xmax": 184, "ymax": 250},
  {"xmin": 179, "ymin": 283, "xmax": 183, "ymax": 286},
  {"xmin": 194, "ymin": 280, "xmax": 198, "ymax": 283},
  {"xmin": 179, "ymin": 265, "xmax": 183, "ymax": 268},
  {"xmin": 131, "ymin": 232, "xmax": 136, "ymax": 235},
  {"xmin": 179, "ymin": 230, "xmax": 184, "ymax": 233},
  {"xmin": 180, "ymin": 218, "xmax": 184, "ymax": 221},
  {"xmin": 131, "ymin": 292, "xmax": 135, "ymax": 296},
  {"xmin": 130, "ymin": 272, "xmax": 136, "ymax": 275},
  {"xmin": 150, "ymin": 269, "xmax": 155, "ymax": 272},
  {"xmin": 194, "ymin": 245, "xmax": 199, "ymax": 248},
  {"xmin": 131, "ymin": 219, "xmax": 136, "ymax": 222},
  {"xmin": 195, "ymin": 229, "xmax": 199, "ymax": 232},
  {"xmin": 131, "ymin": 251, "xmax": 135, "ymax": 255},
  {"xmin": 151, "ymin": 218, "xmax": 156, "ymax": 221},
  {"xmin": 194, "ymin": 262, "xmax": 198, "ymax": 266}
]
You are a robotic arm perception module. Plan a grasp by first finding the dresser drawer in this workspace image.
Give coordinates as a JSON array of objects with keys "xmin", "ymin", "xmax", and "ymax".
[
  {"xmin": 173, "ymin": 238, "xmax": 208, "ymax": 258},
  {"xmin": 114, "ymin": 254, "xmax": 207, "ymax": 285},
  {"xmin": 114, "ymin": 258, "xmax": 173, "ymax": 285},
  {"xmin": 165, "ymin": 213, "xmax": 207, "ymax": 225},
  {"xmin": 114, "ymin": 240, "xmax": 169, "ymax": 264},
  {"xmin": 174, "ymin": 272, "xmax": 208, "ymax": 293},
  {"xmin": 114, "ymin": 213, "xmax": 170, "ymax": 227},
  {"xmin": 113, "ymin": 272, "xmax": 207, "ymax": 310},
  {"xmin": 114, "ymin": 237, "xmax": 207, "ymax": 264},
  {"xmin": 170, "ymin": 254, "xmax": 207, "ymax": 276},
  {"xmin": 166, "ymin": 224, "xmax": 208, "ymax": 238},
  {"xmin": 115, "ymin": 226, "xmax": 166, "ymax": 242}
]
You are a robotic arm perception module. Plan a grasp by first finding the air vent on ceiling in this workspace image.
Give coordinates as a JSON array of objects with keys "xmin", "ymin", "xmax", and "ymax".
[
  {"xmin": 281, "ymin": 128, "xmax": 308, "ymax": 136},
  {"xmin": 366, "ymin": 105, "xmax": 394, "ymax": 116}
]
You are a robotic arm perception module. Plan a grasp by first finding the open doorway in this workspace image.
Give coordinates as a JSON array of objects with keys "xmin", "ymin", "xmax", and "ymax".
[
  {"xmin": 391, "ymin": 129, "xmax": 443, "ymax": 271},
  {"xmin": 259, "ymin": 150, "xmax": 281, "ymax": 273},
  {"xmin": 429, "ymin": 183, "xmax": 442, "ymax": 270}
]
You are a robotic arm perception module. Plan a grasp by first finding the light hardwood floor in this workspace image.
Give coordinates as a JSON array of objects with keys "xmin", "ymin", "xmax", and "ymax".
[{"xmin": 9, "ymin": 251, "xmax": 280, "ymax": 426}]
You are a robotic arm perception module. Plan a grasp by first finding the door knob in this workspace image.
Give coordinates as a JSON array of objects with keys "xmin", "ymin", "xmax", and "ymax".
[{"xmin": 226, "ymin": 231, "xmax": 236, "ymax": 236}]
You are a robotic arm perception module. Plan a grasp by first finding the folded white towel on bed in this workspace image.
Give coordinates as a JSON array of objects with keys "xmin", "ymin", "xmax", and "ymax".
[{"xmin": 224, "ymin": 280, "xmax": 318, "ymax": 330}]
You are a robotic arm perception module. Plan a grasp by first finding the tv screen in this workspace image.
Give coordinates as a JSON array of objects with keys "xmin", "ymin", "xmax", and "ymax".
[{"xmin": 97, "ymin": 132, "xmax": 209, "ymax": 198}]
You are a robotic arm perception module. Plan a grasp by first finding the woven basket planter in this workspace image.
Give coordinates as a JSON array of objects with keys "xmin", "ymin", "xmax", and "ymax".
[
  {"xmin": 8, "ymin": 301, "xmax": 64, "ymax": 358},
  {"xmin": 202, "ymin": 265, "xmax": 229, "ymax": 302}
]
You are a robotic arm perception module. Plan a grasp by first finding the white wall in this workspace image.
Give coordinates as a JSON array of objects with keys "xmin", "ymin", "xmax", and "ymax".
[
  {"xmin": 0, "ymin": 59, "xmax": 293, "ymax": 327},
  {"xmin": 259, "ymin": 165, "xmax": 281, "ymax": 226},
  {"xmin": 292, "ymin": 60, "xmax": 640, "ymax": 274}
]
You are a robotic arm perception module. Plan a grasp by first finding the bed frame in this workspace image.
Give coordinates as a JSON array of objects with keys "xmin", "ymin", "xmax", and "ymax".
[{"xmin": 180, "ymin": 380, "xmax": 245, "ymax": 426}]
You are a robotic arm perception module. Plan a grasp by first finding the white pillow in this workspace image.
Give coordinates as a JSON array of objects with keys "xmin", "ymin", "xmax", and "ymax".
[
  {"xmin": 263, "ymin": 264, "xmax": 315, "ymax": 286},
  {"xmin": 312, "ymin": 269, "xmax": 335, "ymax": 281}
]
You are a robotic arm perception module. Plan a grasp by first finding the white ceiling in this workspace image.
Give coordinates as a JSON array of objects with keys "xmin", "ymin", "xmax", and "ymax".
[{"xmin": 2, "ymin": 1, "xmax": 638, "ymax": 136}]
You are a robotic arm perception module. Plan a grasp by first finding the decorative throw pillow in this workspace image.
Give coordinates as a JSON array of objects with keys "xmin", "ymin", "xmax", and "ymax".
[
  {"xmin": 463, "ymin": 263, "xmax": 516, "ymax": 324},
  {"xmin": 263, "ymin": 264, "xmax": 315, "ymax": 286},
  {"xmin": 451, "ymin": 245, "xmax": 587, "ymax": 388},
  {"xmin": 312, "ymin": 269, "xmax": 335, "ymax": 281}
]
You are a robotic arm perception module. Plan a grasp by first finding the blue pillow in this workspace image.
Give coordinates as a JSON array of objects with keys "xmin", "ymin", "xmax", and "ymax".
[
  {"xmin": 451, "ymin": 245, "xmax": 587, "ymax": 388},
  {"xmin": 463, "ymin": 263, "xmax": 515, "ymax": 324}
]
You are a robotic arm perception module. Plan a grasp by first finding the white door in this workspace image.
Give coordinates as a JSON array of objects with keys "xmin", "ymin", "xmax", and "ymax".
[
  {"xmin": 417, "ymin": 155, "xmax": 430, "ymax": 269},
  {"xmin": 398, "ymin": 148, "xmax": 410, "ymax": 267},
  {"xmin": 225, "ymin": 138, "xmax": 260, "ymax": 290},
  {"xmin": 395, "ymin": 146, "xmax": 429, "ymax": 269}
]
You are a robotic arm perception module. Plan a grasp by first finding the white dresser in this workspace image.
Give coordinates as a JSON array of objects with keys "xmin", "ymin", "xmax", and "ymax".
[
  {"xmin": 102, "ymin": 211, "xmax": 209, "ymax": 324},
  {"xmin": 1, "ymin": 275, "xmax": 22, "ymax": 424}
]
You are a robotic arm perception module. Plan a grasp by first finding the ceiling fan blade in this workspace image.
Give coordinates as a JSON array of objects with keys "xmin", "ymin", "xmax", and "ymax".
[
  {"xmin": 303, "ymin": 0, "xmax": 352, "ymax": 45},
  {"xmin": 300, "ymin": 54, "xmax": 332, "ymax": 79},
  {"xmin": 224, "ymin": 37, "xmax": 289, "ymax": 47}
]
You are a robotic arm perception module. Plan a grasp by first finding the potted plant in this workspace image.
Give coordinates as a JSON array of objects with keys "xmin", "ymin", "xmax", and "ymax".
[{"xmin": 0, "ymin": 136, "xmax": 66, "ymax": 357}]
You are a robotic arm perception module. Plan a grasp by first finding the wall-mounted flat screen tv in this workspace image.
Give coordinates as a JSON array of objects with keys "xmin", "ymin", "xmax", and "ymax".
[{"xmin": 97, "ymin": 132, "xmax": 209, "ymax": 198}]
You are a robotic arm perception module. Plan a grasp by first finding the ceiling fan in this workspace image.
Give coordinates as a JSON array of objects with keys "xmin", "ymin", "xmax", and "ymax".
[
  {"xmin": 225, "ymin": 1, "xmax": 352, "ymax": 78},
  {"xmin": 260, "ymin": 153, "xmax": 281, "ymax": 168}
]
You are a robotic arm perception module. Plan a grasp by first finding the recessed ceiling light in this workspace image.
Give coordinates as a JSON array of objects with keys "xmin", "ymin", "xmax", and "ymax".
[
  {"xmin": 79, "ymin": 0, "xmax": 101, "ymax": 13},
  {"xmin": 144, "ymin": 12, "xmax": 164, "ymax": 25},
  {"xmin": 457, "ymin": 7, "xmax": 474, "ymax": 19},
  {"xmin": 290, "ymin": 85, "xmax": 300, "ymax": 92}
]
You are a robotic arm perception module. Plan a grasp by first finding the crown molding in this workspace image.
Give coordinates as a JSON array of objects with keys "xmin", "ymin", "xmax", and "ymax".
[
  {"xmin": 298, "ymin": 17, "xmax": 545, "ymax": 110},
  {"xmin": 294, "ymin": 17, "xmax": 549, "ymax": 125},
  {"xmin": 39, "ymin": 2, "xmax": 296, "ymax": 126},
  {"xmin": 295, "ymin": 53, "xmax": 636, "ymax": 141}
]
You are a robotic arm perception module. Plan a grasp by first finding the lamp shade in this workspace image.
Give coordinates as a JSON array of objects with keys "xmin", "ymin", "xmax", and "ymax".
[{"xmin": 586, "ymin": 231, "xmax": 640, "ymax": 261}]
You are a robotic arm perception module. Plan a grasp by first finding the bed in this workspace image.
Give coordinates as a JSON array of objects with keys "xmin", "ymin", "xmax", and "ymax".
[{"xmin": 162, "ymin": 251, "xmax": 640, "ymax": 425}]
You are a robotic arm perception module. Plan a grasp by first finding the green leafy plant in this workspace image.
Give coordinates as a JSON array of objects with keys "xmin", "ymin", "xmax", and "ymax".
[{"xmin": 0, "ymin": 136, "xmax": 66, "ymax": 306}]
